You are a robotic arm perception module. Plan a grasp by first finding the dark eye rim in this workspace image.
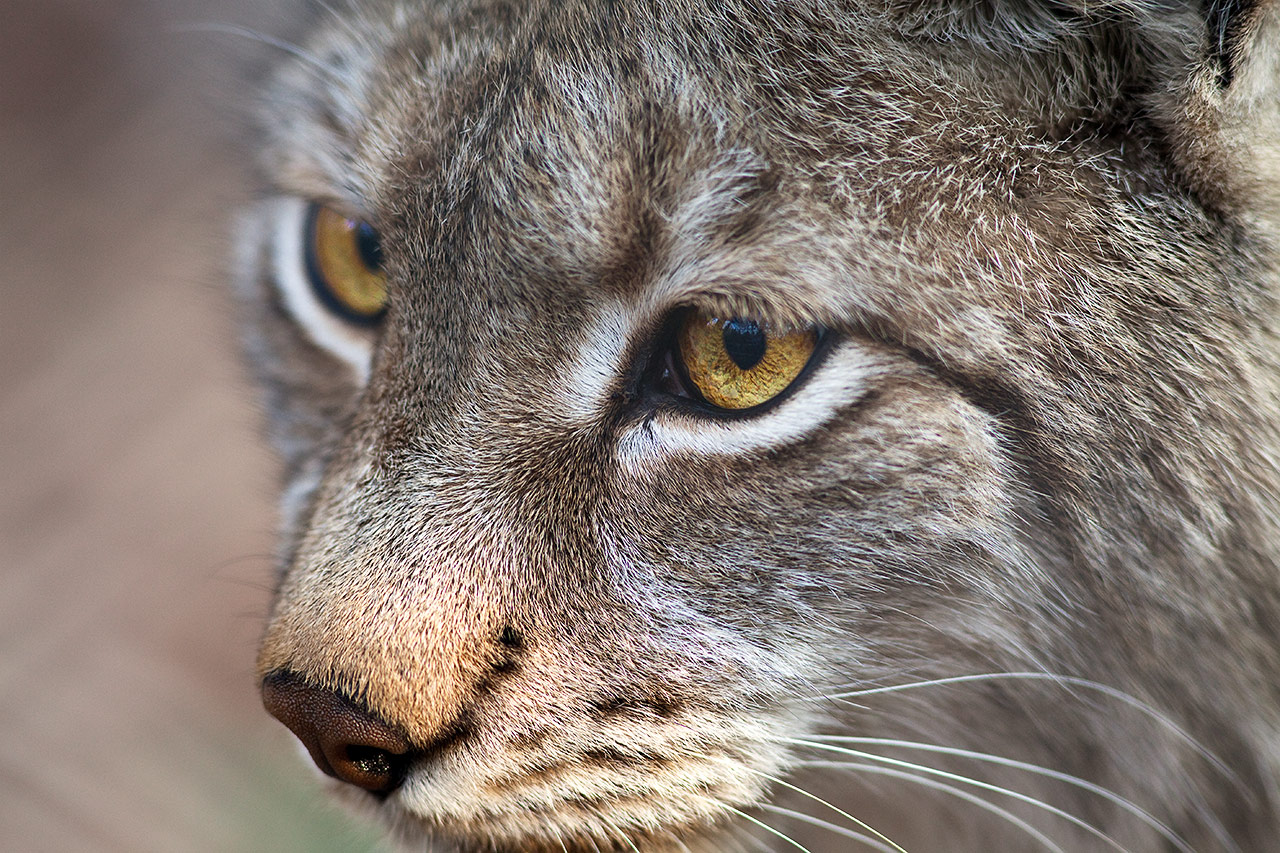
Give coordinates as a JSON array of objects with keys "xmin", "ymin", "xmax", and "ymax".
[
  {"xmin": 641, "ymin": 308, "xmax": 831, "ymax": 420},
  {"xmin": 303, "ymin": 201, "xmax": 388, "ymax": 328}
]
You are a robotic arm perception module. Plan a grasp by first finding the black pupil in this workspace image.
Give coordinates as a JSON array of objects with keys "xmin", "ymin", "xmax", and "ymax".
[
  {"xmin": 354, "ymin": 220, "xmax": 383, "ymax": 271},
  {"xmin": 722, "ymin": 318, "xmax": 767, "ymax": 371}
]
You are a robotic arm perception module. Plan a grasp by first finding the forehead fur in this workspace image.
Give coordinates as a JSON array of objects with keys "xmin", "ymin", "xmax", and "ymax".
[{"xmin": 260, "ymin": 0, "xmax": 1273, "ymax": 363}]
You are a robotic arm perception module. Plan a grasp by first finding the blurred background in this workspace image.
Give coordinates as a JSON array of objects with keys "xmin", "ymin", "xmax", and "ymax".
[{"xmin": 0, "ymin": 1, "xmax": 389, "ymax": 849}]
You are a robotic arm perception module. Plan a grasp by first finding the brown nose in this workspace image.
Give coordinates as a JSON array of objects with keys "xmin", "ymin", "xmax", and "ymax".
[{"xmin": 262, "ymin": 671, "xmax": 412, "ymax": 796}]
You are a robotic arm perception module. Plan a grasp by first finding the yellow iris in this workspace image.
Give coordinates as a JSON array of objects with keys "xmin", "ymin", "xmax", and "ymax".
[
  {"xmin": 306, "ymin": 204, "xmax": 387, "ymax": 323},
  {"xmin": 677, "ymin": 311, "xmax": 817, "ymax": 410}
]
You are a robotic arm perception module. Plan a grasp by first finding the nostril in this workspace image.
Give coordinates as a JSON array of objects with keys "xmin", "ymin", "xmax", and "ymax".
[
  {"xmin": 345, "ymin": 744, "xmax": 396, "ymax": 778},
  {"xmin": 329, "ymin": 741, "xmax": 407, "ymax": 795},
  {"xmin": 261, "ymin": 671, "xmax": 411, "ymax": 796}
]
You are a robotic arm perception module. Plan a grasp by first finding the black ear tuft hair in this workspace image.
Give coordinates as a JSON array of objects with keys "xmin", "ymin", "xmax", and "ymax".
[{"xmin": 1206, "ymin": 0, "xmax": 1261, "ymax": 85}]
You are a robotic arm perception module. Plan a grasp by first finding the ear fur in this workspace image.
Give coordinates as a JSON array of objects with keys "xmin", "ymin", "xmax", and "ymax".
[
  {"xmin": 887, "ymin": 0, "xmax": 1279, "ymax": 218},
  {"xmin": 1207, "ymin": 0, "xmax": 1262, "ymax": 87},
  {"xmin": 1158, "ymin": 2, "xmax": 1280, "ymax": 220}
]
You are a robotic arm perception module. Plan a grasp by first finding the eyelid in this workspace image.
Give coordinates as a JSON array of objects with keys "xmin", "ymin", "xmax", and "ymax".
[
  {"xmin": 307, "ymin": 197, "xmax": 376, "ymax": 223},
  {"xmin": 669, "ymin": 294, "xmax": 825, "ymax": 337}
]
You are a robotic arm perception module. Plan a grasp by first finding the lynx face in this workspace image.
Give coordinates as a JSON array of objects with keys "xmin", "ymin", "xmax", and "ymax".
[{"xmin": 240, "ymin": 1, "xmax": 1280, "ymax": 850}]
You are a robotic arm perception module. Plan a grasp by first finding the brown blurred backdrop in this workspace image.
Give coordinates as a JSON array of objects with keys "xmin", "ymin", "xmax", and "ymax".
[{"xmin": 0, "ymin": 1, "xmax": 389, "ymax": 849}]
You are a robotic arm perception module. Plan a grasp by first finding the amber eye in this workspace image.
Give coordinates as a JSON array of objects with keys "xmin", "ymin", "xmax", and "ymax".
[
  {"xmin": 304, "ymin": 203, "xmax": 387, "ymax": 325},
  {"xmin": 676, "ymin": 310, "xmax": 818, "ymax": 410}
]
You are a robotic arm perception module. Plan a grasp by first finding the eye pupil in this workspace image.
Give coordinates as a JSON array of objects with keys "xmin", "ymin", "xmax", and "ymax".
[
  {"xmin": 674, "ymin": 309, "xmax": 818, "ymax": 411},
  {"xmin": 354, "ymin": 220, "xmax": 383, "ymax": 271},
  {"xmin": 721, "ymin": 318, "xmax": 767, "ymax": 371}
]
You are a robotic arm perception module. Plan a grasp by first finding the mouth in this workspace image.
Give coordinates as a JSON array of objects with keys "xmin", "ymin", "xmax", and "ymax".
[
  {"xmin": 382, "ymin": 799, "xmax": 732, "ymax": 853},
  {"xmin": 261, "ymin": 671, "xmax": 800, "ymax": 852},
  {"xmin": 369, "ymin": 749, "xmax": 760, "ymax": 853}
]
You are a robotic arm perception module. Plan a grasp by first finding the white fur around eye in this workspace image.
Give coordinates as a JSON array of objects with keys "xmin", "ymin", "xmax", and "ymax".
[
  {"xmin": 617, "ymin": 341, "xmax": 879, "ymax": 468},
  {"xmin": 556, "ymin": 305, "xmax": 880, "ymax": 464},
  {"xmin": 270, "ymin": 197, "xmax": 374, "ymax": 382}
]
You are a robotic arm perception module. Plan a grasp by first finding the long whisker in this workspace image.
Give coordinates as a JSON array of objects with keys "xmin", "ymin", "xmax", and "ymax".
[
  {"xmin": 756, "ymin": 802, "xmax": 904, "ymax": 853},
  {"xmin": 722, "ymin": 820, "xmax": 773, "ymax": 853},
  {"xmin": 752, "ymin": 771, "xmax": 909, "ymax": 853},
  {"xmin": 687, "ymin": 748, "xmax": 907, "ymax": 853},
  {"xmin": 716, "ymin": 802, "xmax": 815, "ymax": 853},
  {"xmin": 539, "ymin": 814, "xmax": 572, "ymax": 853},
  {"xmin": 312, "ymin": 0, "xmax": 378, "ymax": 46},
  {"xmin": 801, "ymin": 734, "xmax": 1190, "ymax": 853},
  {"xmin": 815, "ymin": 672, "xmax": 1235, "ymax": 783},
  {"xmin": 598, "ymin": 814, "xmax": 641, "ymax": 853},
  {"xmin": 802, "ymin": 760, "xmax": 1068, "ymax": 853},
  {"xmin": 661, "ymin": 828, "xmax": 696, "ymax": 853},
  {"xmin": 787, "ymin": 738, "xmax": 1132, "ymax": 852}
]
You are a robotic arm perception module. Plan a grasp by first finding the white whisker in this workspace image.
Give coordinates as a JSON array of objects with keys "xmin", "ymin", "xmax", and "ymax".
[
  {"xmin": 800, "ymin": 734, "xmax": 1191, "ymax": 852},
  {"xmin": 723, "ymin": 820, "xmax": 774, "ymax": 853},
  {"xmin": 717, "ymin": 802, "xmax": 816, "ymax": 853},
  {"xmin": 788, "ymin": 738, "xmax": 1133, "ymax": 852},
  {"xmin": 688, "ymin": 747, "xmax": 907, "ymax": 852},
  {"xmin": 816, "ymin": 671, "xmax": 1235, "ymax": 784},
  {"xmin": 542, "ymin": 815, "xmax": 571, "ymax": 853},
  {"xmin": 756, "ymin": 802, "xmax": 904, "ymax": 853},
  {"xmin": 754, "ymin": 771, "xmax": 909, "ymax": 853},
  {"xmin": 662, "ymin": 828, "xmax": 696, "ymax": 853},
  {"xmin": 802, "ymin": 760, "xmax": 1069, "ymax": 853},
  {"xmin": 599, "ymin": 814, "xmax": 641, "ymax": 853}
]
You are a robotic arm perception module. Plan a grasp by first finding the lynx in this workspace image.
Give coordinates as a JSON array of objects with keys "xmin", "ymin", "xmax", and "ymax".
[{"xmin": 237, "ymin": 0, "xmax": 1280, "ymax": 850}]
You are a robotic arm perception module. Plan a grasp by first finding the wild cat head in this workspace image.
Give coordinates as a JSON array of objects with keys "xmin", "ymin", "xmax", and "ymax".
[{"xmin": 238, "ymin": 0, "xmax": 1280, "ymax": 850}]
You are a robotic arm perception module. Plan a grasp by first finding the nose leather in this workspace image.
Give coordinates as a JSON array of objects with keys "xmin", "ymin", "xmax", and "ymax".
[{"xmin": 262, "ymin": 671, "xmax": 412, "ymax": 796}]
